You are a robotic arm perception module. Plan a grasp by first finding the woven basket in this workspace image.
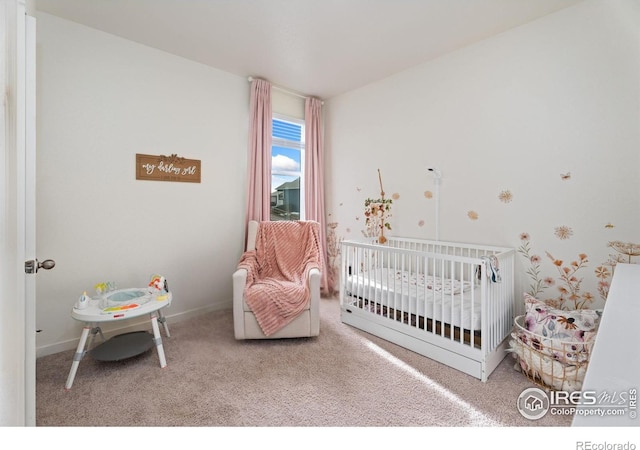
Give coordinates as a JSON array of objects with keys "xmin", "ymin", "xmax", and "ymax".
[{"xmin": 509, "ymin": 315, "xmax": 596, "ymax": 392}]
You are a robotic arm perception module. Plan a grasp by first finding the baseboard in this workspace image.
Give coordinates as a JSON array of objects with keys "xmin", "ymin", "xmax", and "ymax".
[{"xmin": 36, "ymin": 301, "xmax": 230, "ymax": 358}]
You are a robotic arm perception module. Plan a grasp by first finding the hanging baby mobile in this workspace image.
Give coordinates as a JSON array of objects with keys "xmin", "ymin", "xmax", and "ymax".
[{"xmin": 364, "ymin": 169, "xmax": 392, "ymax": 244}]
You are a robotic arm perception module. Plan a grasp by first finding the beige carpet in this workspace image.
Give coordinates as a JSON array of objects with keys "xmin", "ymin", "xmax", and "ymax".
[{"xmin": 36, "ymin": 297, "xmax": 572, "ymax": 427}]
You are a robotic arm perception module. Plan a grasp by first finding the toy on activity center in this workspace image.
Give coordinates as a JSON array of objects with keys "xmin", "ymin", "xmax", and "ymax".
[
  {"xmin": 75, "ymin": 291, "xmax": 90, "ymax": 310},
  {"xmin": 149, "ymin": 274, "xmax": 169, "ymax": 300},
  {"xmin": 94, "ymin": 281, "xmax": 117, "ymax": 295}
]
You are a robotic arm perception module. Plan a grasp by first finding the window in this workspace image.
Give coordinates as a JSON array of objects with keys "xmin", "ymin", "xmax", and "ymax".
[{"xmin": 271, "ymin": 115, "xmax": 304, "ymax": 221}]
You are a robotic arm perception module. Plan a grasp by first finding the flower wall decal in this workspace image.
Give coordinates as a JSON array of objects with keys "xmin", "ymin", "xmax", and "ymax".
[
  {"xmin": 517, "ymin": 233, "xmax": 546, "ymax": 298},
  {"xmin": 594, "ymin": 263, "xmax": 612, "ymax": 301},
  {"xmin": 498, "ymin": 190, "xmax": 513, "ymax": 203},
  {"xmin": 554, "ymin": 225, "xmax": 573, "ymax": 240},
  {"xmin": 546, "ymin": 251, "xmax": 592, "ymax": 310},
  {"xmin": 593, "ymin": 240, "xmax": 640, "ymax": 301},
  {"xmin": 608, "ymin": 240, "xmax": 640, "ymax": 263},
  {"xmin": 516, "ymin": 233, "xmax": 639, "ymax": 310}
]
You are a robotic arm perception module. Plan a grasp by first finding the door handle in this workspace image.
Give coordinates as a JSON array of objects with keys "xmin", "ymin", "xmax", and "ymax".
[{"xmin": 25, "ymin": 259, "xmax": 56, "ymax": 274}]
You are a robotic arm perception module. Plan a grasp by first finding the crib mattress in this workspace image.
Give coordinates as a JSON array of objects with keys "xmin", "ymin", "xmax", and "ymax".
[{"xmin": 345, "ymin": 268, "xmax": 482, "ymax": 331}]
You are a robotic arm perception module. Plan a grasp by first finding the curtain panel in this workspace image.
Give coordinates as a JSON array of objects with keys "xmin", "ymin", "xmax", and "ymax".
[
  {"xmin": 245, "ymin": 79, "xmax": 272, "ymax": 238},
  {"xmin": 304, "ymin": 97, "xmax": 331, "ymax": 294}
]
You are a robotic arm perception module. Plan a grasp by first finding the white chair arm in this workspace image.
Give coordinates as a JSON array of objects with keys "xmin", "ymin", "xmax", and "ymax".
[
  {"xmin": 308, "ymin": 267, "xmax": 320, "ymax": 280},
  {"xmin": 308, "ymin": 267, "xmax": 321, "ymax": 336},
  {"xmin": 232, "ymin": 267, "xmax": 247, "ymax": 286},
  {"xmin": 232, "ymin": 268, "xmax": 248, "ymax": 339}
]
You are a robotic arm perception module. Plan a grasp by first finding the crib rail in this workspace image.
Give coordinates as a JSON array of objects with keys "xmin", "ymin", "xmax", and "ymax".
[{"xmin": 340, "ymin": 237, "xmax": 515, "ymax": 381}]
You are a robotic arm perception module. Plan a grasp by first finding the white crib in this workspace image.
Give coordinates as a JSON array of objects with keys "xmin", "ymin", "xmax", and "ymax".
[{"xmin": 340, "ymin": 236, "xmax": 516, "ymax": 382}]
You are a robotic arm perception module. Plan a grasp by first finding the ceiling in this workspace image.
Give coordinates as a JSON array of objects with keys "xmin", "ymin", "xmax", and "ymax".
[{"xmin": 34, "ymin": 0, "xmax": 584, "ymax": 99}]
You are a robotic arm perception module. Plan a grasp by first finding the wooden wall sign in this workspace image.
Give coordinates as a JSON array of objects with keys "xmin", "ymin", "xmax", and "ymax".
[{"xmin": 136, "ymin": 153, "xmax": 201, "ymax": 183}]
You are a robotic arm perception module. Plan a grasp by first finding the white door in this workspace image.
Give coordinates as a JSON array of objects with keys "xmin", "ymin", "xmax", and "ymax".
[
  {"xmin": 24, "ymin": 11, "xmax": 38, "ymax": 427},
  {"xmin": 1, "ymin": 0, "xmax": 27, "ymax": 426},
  {"xmin": 0, "ymin": 0, "xmax": 42, "ymax": 426}
]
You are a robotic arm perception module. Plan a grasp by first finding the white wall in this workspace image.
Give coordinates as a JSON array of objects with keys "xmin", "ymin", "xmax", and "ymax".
[
  {"xmin": 324, "ymin": 0, "xmax": 640, "ymax": 310},
  {"xmin": 35, "ymin": 13, "xmax": 249, "ymax": 356}
]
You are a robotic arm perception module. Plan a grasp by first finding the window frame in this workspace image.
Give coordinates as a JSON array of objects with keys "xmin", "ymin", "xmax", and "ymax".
[{"xmin": 271, "ymin": 113, "xmax": 305, "ymax": 221}]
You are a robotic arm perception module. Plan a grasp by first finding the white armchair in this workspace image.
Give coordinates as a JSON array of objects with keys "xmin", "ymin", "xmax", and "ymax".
[{"xmin": 233, "ymin": 220, "xmax": 321, "ymax": 339}]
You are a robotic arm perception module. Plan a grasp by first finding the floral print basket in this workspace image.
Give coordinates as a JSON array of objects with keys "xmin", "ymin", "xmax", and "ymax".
[{"xmin": 509, "ymin": 315, "xmax": 597, "ymax": 392}]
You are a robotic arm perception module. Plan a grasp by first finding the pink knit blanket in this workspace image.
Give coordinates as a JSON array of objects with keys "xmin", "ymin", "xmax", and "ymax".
[{"xmin": 237, "ymin": 220, "xmax": 321, "ymax": 336}]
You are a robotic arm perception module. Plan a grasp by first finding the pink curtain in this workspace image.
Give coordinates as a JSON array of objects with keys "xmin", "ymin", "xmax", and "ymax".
[
  {"xmin": 245, "ymin": 79, "xmax": 272, "ymax": 237},
  {"xmin": 304, "ymin": 97, "xmax": 332, "ymax": 294}
]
